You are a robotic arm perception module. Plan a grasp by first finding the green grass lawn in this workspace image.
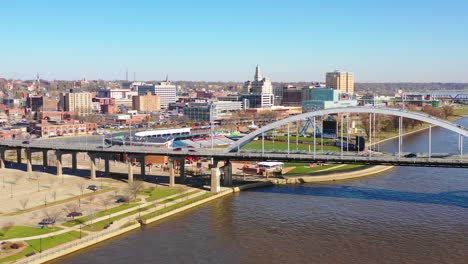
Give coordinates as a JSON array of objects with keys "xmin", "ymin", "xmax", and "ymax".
[
  {"xmin": 285, "ymin": 164, "xmax": 339, "ymax": 175},
  {"xmin": 242, "ymin": 141, "xmax": 340, "ymax": 152},
  {"xmin": 141, "ymin": 187, "xmax": 185, "ymax": 202},
  {"xmin": 83, "ymin": 190, "xmax": 201, "ymax": 232},
  {"xmin": 141, "ymin": 193, "xmax": 213, "ymax": 221},
  {"xmin": 272, "ymin": 135, "xmax": 336, "ymax": 145},
  {"xmin": 0, "ymin": 231, "xmax": 84, "ymax": 263},
  {"xmin": 62, "ymin": 202, "xmax": 140, "ymax": 227},
  {"xmin": 0, "ymin": 226, "xmax": 62, "ymax": 240},
  {"xmin": 82, "ymin": 204, "xmax": 154, "ymax": 232},
  {"xmin": 285, "ymin": 163, "xmax": 365, "ymax": 175}
]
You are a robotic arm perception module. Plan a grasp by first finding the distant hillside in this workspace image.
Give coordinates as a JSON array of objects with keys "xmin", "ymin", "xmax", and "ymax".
[{"xmin": 355, "ymin": 83, "xmax": 468, "ymax": 95}]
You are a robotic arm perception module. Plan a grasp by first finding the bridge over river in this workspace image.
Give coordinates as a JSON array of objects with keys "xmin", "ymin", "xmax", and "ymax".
[{"xmin": 0, "ymin": 107, "xmax": 466, "ymax": 193}]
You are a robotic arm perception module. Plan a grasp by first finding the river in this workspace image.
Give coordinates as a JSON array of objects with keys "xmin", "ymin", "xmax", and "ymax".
[{"xmin": 54, "ymin": 118, "xmax": 468, "ymax": 264}]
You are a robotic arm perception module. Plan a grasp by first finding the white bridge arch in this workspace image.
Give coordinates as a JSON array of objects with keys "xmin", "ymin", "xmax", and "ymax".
[{"xmin": 223, "ymin": 106, "xmax": 468, "ymax": 153}]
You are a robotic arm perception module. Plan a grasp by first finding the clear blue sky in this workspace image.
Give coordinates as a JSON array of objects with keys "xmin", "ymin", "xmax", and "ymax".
[{"xmin": 1, "ymin": 0, "xmax": 467, "ymax": 82}]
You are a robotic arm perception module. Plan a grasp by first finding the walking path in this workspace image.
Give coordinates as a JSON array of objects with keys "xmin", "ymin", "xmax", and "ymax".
[{"xmin": 0, "ymin": 188, "xmax": 205, "ymax": 243}]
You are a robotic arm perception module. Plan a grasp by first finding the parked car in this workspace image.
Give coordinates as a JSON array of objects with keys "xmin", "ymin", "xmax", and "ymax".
[
  {"xmin": 116, "ymin": 197, "xmax": 128, "ymax": 203},
  {"xmin": 67, "ymin": 212, "xmax": 83, "ymax": 218},
  {"xmin": 38, "ymin": 218, "xmax": 56, "ymax": 225},
  {"xmin": 87, "ymin": 185, "xmax": 98, "ymax": 191}
]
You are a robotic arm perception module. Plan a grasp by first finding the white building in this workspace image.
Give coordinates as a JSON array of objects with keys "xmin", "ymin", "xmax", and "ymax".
[
  {"xmin": 136, "ymin": 81, "xmax": 176, "ymax": 109},
  {"xmin": 242, "ymin": 65, "xmax": 274, "ymax": 108}
]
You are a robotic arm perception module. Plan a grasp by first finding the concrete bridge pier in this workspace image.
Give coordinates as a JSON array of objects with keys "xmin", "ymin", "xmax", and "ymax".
[
  {"xmin": 222, "ymin": 160, "xmax": 233, "ymax": 186},
  {"xmin": 210, "ymin": 160, "xmax": 221, "ymax": 194},
  {"xmin": 16, "ymin": 148, "xmax": 22, "ymax": 165},
  {"xmin": 42, "ymin": 150, "xmax": 48, "ymax": 169},
  {"xmin": 71, "ymin": 152, "xmax": 78, "ymax": 174},
  {"xmin": 56, "ymin": 152, "xmax": 63, "ymax": 177},
  {"xmin": 26, "ymin": 149, "xmax": 32, "ymax": 175},
  {"xmin": 127, "ymin": 161, "xmax": 133, "ymax": 183},
  {"xmin": 169, "ymin": 158, "xmax": 175, "ymax": 187},
  {"xmin": 139, "ymin": 156, "xmax": 145, "ymax": 179},
  {"xmin": 0, "ymin": 149, "xmax": 5, "ymax": 169},
  {"xmin": 89, "ymin": 154, "xmax": 96, "ymax": 180},
  {"xmin": 179, "ymin": 158, "xmax": 185, "ymax": 183},
  {"xmin": 104, "ymin": 155, "xmax": 110, "ymax": 177}
]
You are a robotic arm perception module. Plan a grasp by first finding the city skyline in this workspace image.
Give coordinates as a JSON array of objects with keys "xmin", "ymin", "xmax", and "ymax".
[{"xmin": 1, "ymin": 0, "xmax": 468, "ymax": 82}]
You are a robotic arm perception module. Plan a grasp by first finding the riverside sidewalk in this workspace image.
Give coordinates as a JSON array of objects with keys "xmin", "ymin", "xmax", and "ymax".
[{"xmin": 0, "ymin": 188, "xmax": 202, "ymax": 243}]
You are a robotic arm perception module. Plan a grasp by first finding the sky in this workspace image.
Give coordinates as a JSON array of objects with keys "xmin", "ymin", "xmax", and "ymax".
[{"xmin": 1, "ymin": 0, "xmax": 468, "ymax": 82}]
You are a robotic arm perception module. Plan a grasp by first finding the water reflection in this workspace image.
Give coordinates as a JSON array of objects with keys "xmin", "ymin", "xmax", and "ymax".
[{"xmin": 256, "ymin": 185, "xmax": 468, "ymax": 208}]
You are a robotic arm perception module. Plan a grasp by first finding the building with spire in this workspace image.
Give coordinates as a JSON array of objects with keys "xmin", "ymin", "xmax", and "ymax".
[{"xmin": 241, "ymin": 65, "xmax": 274, "ymax": 108}]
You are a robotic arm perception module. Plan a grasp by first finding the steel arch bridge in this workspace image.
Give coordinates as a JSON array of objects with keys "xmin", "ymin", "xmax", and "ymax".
[{"xmin": 223, "ymin": 106, "xmax": 468, "ymax": 153}]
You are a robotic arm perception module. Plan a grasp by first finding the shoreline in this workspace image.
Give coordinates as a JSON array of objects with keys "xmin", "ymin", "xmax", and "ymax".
[{"xmin": 371, "ymin": 115, "xmax": 466, "ymax": 146}]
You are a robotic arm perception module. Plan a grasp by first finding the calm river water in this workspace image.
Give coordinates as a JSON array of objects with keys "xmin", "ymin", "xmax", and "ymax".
[{"xmin": 54, "ymin": 118, "xmax": 468, "ymax": 264}]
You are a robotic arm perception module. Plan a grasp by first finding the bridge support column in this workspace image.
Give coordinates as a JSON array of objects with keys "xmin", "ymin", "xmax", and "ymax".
[
  {"xmin": 16, "ymin": 148, "xmax": 22, "ymax": 165},
  {"xmin": 0, "ymin": 149, "xmax": 5, "ymax": 169},
  {"xmin": 210, "ymin": 161, "xmax": 221, "ymax": 194},
  {"xmin": 222, "ymin": 161, "xmax": 232, "ymax": 186},
  {"xmin": 56, "ymin": 152, "xmax": 62, "ymax": 177},
  {"xmin": 104, "ymin": 155, "xmax": 110, "ymax": 177},
  {"xmin": 26, "ymin": 149, "xmax": 32, "ymax": 175},
  {"xmin": 140, "ymin": 156, "xmax": 145, "ymax": 179},
  {"xmin": 71, "ymin": 152, "xmax": 78, "ymax": 174},
  {"xmin": 169, "ymin": 158, "xmax": 175, "ymax": 187},
  {"xmin": 89, "ymin": 154, "xmax": 96, "ymax": 180},
  {"xmin": 42, "ymin": 150, "xmax": 48, "ymax": 169},
  {"xmin": 127, "ymin": 161, "xmax": 133, "ymax": 183},
  {"xmin": 179, "ymin": 158, "xmax": 185, "ymax": 183}
]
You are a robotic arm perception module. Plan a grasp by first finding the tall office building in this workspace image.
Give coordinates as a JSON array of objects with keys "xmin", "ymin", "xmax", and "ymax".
[
  {"xmin": 241, "ymin": 65, "xmax": 274, "ymax": 108},
  {"xmin": 132, "ymin": 92, "xmax": 161, "ymax": 112},
  {"xmin": 60, "ymin": 91, "xmax": 93, "ymax": 115},
  {"xmin": 136, "ymin": 81, "xmax": 176, "ymax": 109},
  {"xmin": 325, "ymin": 71, "xmax": 354, "ymax": 94}
]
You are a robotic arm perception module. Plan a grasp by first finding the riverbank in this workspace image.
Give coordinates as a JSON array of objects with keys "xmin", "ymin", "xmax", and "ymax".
[
  {"xmin": 370, "ymin": 114, "xmax": 466, "ymax": 147},
  {"xmin": 275, "ymin": 165, "xmax": 393, "ymax": 184}
]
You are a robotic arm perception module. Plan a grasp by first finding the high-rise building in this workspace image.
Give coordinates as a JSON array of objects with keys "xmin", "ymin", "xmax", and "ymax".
[
  {"xmin": 241, "ymin": 65, "xmax": 274, "ymax": 108},
  {"xmin": 60, "ymin": 91, "xmax": 93, "ymax": 115},
  {"xmin": 136, "ymin": 81, "xmax": 176, "ymax": 109},
  {"xmin": 132, "ymin": 92, "xmax": 161, "ymax": 112},
  {"xmin": 27, "ymin": 95, "xmax": 58, "ymax": 112},
  {"xmin": 325, "ymin": 71, "xmax": 354, "ymax": 94}
]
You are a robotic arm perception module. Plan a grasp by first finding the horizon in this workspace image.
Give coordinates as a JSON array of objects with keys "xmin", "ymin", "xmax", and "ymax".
[{"xmin": 1, "ymin": 0, "xmax": 467, "ymax": 82}]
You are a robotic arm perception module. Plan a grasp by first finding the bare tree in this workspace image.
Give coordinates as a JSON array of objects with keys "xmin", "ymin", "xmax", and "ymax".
[
  {"xmin": 126, "ymin": 181, "xmax": 145, "ymax": 201},
  {"xmin": 74, "ymin": 181, "xmax": 87, "ymax": 207},
  {"xmin": 43, "ymin": 210, "xmax": 60, "ymax": 225},
  {"xmin": 63, "ymin": 203, "xmax": 81, "ymax": 220},
  {"xmin": 87, "ymin": 194, "xmax": 96, "ymax": 205},
  {"xmin": 75, "ymin": 181, "xmax": 87, "ymax": 196},
  {"xmin": 100, "ymin": 197, "xmax": 114, "ymax": 224},
  {"xmin": 8, "ymin": 173, "xmax": 22, "ymax": 198},
  {"xmin": 0, "ymin": 222, "xmax": 14, "ymax": 237},
  {"xmin": 51, "ymin": 190, "xmax": 57, "ymax": 201},
  {"xmin": 19, "ymin": 198, "xmax": 29, "ymax": 211},
  {"xmin": 48, "ymin": 176, "xmax": 56, "ymax": 189}
]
